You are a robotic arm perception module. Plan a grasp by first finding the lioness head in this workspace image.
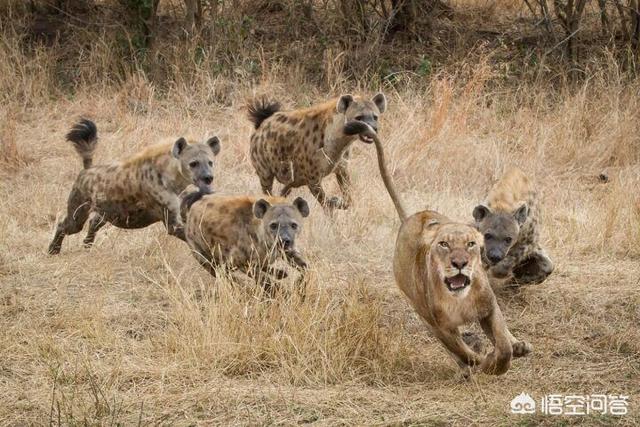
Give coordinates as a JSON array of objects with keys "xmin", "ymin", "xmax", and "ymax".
[
  {"xmin": 472, "ymin": 204, "xmax": 528, "ymax": 265},
  {"xmin": 253, "ymin": 197, "xmax": 310, "ymax": 253},
  {"xmin": 430, "ymin": 223, "xmax": 483, "ymax": 294},
  {"xmin": 337, "ymin": 93, "xmax": 386, "ymax": 143},
  {"xmin": 172, "ymin": 136, "xmax": 221, "ymax": 194}
]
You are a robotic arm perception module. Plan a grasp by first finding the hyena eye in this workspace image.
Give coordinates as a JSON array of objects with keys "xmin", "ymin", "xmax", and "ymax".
[
  {"xmin": 208, "ymin": 161, "xmax": 213, "ymax": 166},
  {"xmin": 189, "ymin": 161, "xmax": 199, "ymax": 168},
  {"xmin": 484, "ymin": 233, "xmax": 493, "ymax": 241},
  {"xmin": 467, "ymin": 241, "xmax": 476, "ymax": 248},
  {"xmin": 505, "ymin": 237, "xmax": 513, "ymax": 244},
  {"xmin": 290, "ymin": 223, "xmax": 298, "ymax": 230},
  {"xmin": 269, "ymin": 223, "xmax": 278, "ymax": 231},
  {"xmin": 438, "ymin": 241, "xmax": 449, "ymax": 249},
  {"xmin": 355, "ymin": 115, "xmax": 365, "ymax": 121},
  {"xmin": 373, "ymin": 114, "xmax": 379, "ymax": 121}
]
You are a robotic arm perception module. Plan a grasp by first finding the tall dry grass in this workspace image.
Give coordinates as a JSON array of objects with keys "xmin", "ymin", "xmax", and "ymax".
[{"xmin": 1, "ymin": 7, "xmax": 639, "ymax": 425}]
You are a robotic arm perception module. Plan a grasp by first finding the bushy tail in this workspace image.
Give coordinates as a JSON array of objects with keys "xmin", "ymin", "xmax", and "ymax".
[
  {"xmin": 247, "ymin": 97, "xmax": 281, "ymax": 129},
  {"xmin": 66, "ymin": 119, "xmax": 98, "ymax": 169},
  {"xmin": 344, "ymin": 121, "xmax": 408, "ymax": 222}
]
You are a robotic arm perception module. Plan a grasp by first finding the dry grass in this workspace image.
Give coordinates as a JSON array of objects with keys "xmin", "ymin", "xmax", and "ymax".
[{"xmin": 1, "ymin": 15, "xmax": 640, "ymax": 425}]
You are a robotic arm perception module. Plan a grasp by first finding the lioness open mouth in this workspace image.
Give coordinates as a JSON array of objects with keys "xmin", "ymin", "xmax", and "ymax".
[
  {"xmin": 359, "ymin": 134, "xmax": 374, "ymax": 144},
  {"xmin": 444, "ymin": 274, "xmax": 470, "ymax": 292}
]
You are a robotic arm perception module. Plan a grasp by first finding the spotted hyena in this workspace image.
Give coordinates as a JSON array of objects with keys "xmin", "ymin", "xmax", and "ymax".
[
  {"xmin": 182, "ymin": 191, "xmax": 309, "ymax": 292},
  {"xmin": 473, "ymin": 167, "xmax": 554, "ymax": 285},
  {"xmin": 246, "ymin": 93, "xmax": 386, "ymax": 210},
  {"xmin": 48, "ymin": 119, "xmax": 221, "ymax": 254}
]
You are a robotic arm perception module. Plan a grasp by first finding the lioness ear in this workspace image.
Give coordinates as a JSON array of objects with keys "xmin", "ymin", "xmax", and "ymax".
[
  {"xmin": 253, "ymin": 199, "xmax": 271, "ymax": 219},
  {"xmin": 473, "ymin": 204, "xmax": 491, "ymax": 223},
  {"xmin": 206, "ymin": 136, "xmax": 221, "ymax": 156},
  {"xmin": 292, "ymin": 197, "xmax": 310, "ymax": 218},
  {"xmin": 513, "ymin": 204, "xmax": 529, "ymax": 225},
  {"xmin": 172, "ymin": 137, "xmax": 187, "ymax": 159},
  {"xmin": 372, "ymin": 92, "xmax": 386, "ymax": 113},
  {"xmin": 336, "ymin": 94, "xmax": 354, "ymax": 114}
]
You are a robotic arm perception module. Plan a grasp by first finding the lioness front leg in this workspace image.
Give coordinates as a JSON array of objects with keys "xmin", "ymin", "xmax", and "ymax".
[
  {"xmin": 433, "ymin": 327, "xmax": 484, "ymax": 370},
  {"xmin": 478, "ymin": 305, "xmax": 515, "ymax": 375}
]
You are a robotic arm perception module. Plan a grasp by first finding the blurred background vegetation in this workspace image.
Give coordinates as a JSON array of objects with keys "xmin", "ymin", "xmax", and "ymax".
[{"xmin": 2, "ymin": 0, "xmax": 640, "ymax": 99}]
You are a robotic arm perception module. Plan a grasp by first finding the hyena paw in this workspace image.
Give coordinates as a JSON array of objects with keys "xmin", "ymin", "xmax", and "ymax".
[{"xmin": 512, "ymin": 340, "xmax": 533, "ymax": 358}]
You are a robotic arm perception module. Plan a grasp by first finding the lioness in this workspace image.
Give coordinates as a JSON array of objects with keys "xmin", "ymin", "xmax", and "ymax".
[{"xmin": 344, "ymin": 121, "xmax": 532, "ymax": 374}]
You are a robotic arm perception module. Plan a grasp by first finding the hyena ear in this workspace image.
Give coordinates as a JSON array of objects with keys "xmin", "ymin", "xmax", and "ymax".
[
  {"xmin": 336, "ymin": 94, "xmax": 354, "ymax": 114},
  {"xmin": 172, "ymin": 137, "xmax": 188, "ymax": 159},
  {"xmin": 513, "ymin": 203, "xmax": 529, "ymax": 225},
  {"xmin": 292, "ymin": 197, "xmax": 310, "ymax": 218},
  {"xmin": 206, "ymin": 136, "xmax": 221, "ymax": 156},
  {"xmin": 372, "ymin": 92, "xmax": 386, "ymax": 113},
  {"xmin": 253, "ymin": 199, "xmax": 271, "ymax": 219},
  {"xmin": 473, "ymin": 204, "xmax": 491, "ymax": 223}
]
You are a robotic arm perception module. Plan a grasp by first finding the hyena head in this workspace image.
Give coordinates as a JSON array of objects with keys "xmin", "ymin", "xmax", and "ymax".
[
  {"xmin": 473, "ymin": 204, "xmax": 529, "ymax": 265},
  {"xmin": 172, "ymin": 136, "xmax": 221, "ymax": 193},
  {"xmin": 337, "ymin": 93, "xmax": 386, "ymax": 143},
  {"xmin": 253, "ymin": 197, "xmax": 310, "ymax": 253}
]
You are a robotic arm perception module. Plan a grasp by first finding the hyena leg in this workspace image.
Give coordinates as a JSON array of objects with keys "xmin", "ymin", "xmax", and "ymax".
[
  {"xmin": 83, "ymin": 213, "xmax": 107, "ymax": 248},
  {"xmin": 333, "ymin": 162, "xmax": 352, "ymax": 210},
  {"xmin": 159, "ymin": 197, "xmax": 186, "ymax": 241},
  {"xmin": 512, "ymin": 249, "xmax": 554, "ymax": 285},
  {"xmin": 280, "ymin": 182, "xmax": 295, "ymax": 197},
  {"xmin": 48, "ymin": 189, "xmax": 91, "ymax": 255},
  {"xmin": 191, "ymin": 248, "xmax": 217, "ymax": 276},
  {"xmin": 259, "ymin": 173, "xmax": 275, "ymax": 196},
  {"xmin": 308, "ymin": 181, "xmax": 330, "ymax": 209}
]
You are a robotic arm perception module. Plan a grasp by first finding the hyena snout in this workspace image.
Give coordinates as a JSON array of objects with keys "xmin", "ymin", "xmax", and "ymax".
[{"xmin": 487, "ymin": 248, "xmax": 504, "ymax": 265}]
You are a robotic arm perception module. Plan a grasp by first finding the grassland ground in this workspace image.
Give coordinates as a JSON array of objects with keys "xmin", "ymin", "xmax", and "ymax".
[{"xmin": 1, "ymin": 59, "xmax": 640, "ymax": 424}]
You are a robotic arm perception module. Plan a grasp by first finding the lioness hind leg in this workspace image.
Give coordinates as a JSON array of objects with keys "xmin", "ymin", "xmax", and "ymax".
[{"xmin": 512, "ymin": 250, "xmax": 554, "ymax": 285}]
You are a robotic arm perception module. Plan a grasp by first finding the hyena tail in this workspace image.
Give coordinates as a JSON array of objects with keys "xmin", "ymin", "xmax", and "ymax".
[
  {"xmin": 247, "ymin": 97, "xmax": 281, "ymax": 129},
  {"xmin": 66, "ymin": 118, "xmax": 98, "ymax": 169}
]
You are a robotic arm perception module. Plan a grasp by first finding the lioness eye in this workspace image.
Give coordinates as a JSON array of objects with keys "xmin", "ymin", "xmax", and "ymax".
[
  {"xmin": 189, "ymin": 161, "xmax": 198, "ymax": 168},
  {"xmin": 269, "ymin": 223, "xmax": 278, "ymax": 231},
  {"xmin": 467, "ymin": 241, "xmax": 476, "ymax": 248},
  {"xmin": 438, "ymin": 241, "xmax": 449, "ymax": 249}
]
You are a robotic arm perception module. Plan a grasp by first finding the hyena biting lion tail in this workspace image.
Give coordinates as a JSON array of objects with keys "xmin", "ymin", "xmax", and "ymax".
[
  {"xmin": 66, "ymin": 118, "xmax": 98, "ymax": 169},
  {"xmin": 247, "ymin": 98, "xmax": 281, "ymax": 129}
]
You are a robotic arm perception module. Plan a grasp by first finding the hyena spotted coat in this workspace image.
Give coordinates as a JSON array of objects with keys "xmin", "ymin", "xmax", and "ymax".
[
  {"xmin": 247, "ymin": 93, "xmax": 386, "ymax": 210},
  {"xmin": 48, "ymin": 119, "xmax": 221, "ymax": 254},
  {"xmin": 182, "ymin": 191, "xmax": 309, "ymax": 290},
  {"xmin": 473, "ymin": 167, "xmax": 554, "ymax": 285}
]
